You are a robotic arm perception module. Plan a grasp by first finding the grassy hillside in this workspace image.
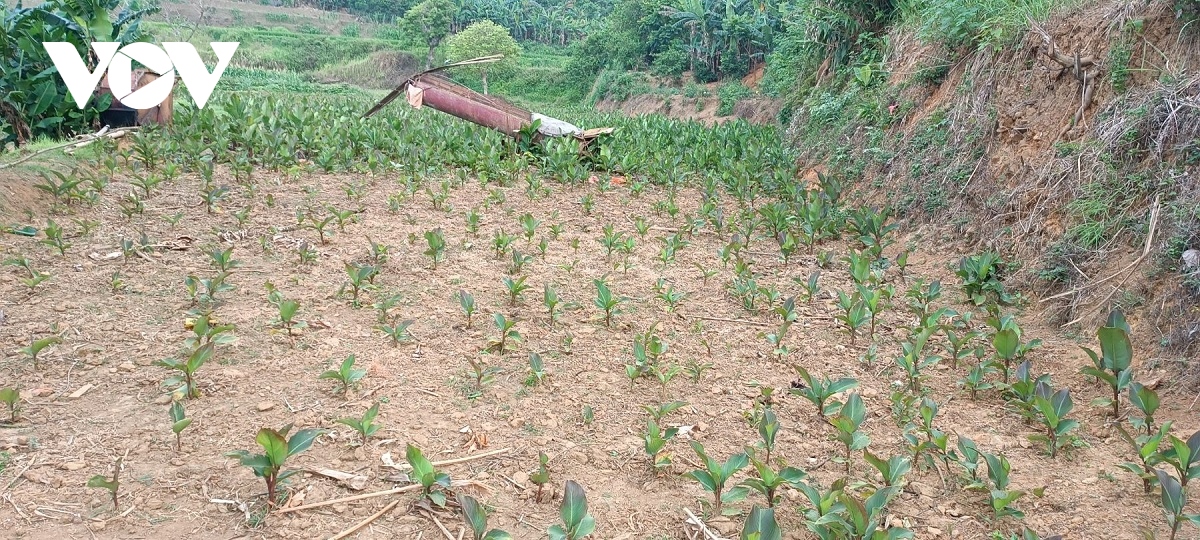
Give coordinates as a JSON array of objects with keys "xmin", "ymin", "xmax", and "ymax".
[{"xmin": 776, "ymin": 0, "xmax": 1200, "ymax": 350}]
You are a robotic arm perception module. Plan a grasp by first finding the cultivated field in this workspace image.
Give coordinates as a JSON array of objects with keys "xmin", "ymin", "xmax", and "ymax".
[{"xmin": 0, "ymin": 95, "xmax": 1196, "ymax": 540}]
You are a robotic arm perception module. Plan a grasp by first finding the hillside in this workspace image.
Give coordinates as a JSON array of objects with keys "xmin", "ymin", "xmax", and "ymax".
[{"xmin": 774, "ymin": 0, "xmax": 1199, "ymax": 353}]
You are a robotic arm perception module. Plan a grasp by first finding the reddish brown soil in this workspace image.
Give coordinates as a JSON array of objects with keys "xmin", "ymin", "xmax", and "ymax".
[{"xmin": 0, "ymin": 164, "xmax": 1195, "ymax": 540}]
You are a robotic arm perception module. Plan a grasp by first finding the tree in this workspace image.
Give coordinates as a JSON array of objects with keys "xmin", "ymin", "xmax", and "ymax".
[
  {"xmin": 445, "ymin": 20, "xmax": 522, "ymax": 95},
  {"xmin": 401, "ymin": 0, "xmax": 454, "ymax": 69}
]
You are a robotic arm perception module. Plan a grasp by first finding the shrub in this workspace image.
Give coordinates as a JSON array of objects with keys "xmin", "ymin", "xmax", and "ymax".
[
  {"xmin": 264, "ymin": 12, "xmax": 289, "ymax": 23},
  {"xmin": 720, "ymin": 48, "xmax": 751, "ymax": 80},
  {"xmin": 717, "ymin": 82, "xmax": 752, "ymax": 116},
  {"xmin": 340, "ymin": 23, "xmax": 360, "ymax": 37},
  {"xmin": 297, "ymin": 22, "xmax": 322, "ymax": 34},
  {"xmin": 594, "ymin": 70, "xmax": 650, "ymax": 102},
  {"xmin": 375, "ymin": 25, "xmax": 405, "ymax": 40},
  {"xmin": 652, "ymin": 46, "xmax": 688, "ymax": 78}
]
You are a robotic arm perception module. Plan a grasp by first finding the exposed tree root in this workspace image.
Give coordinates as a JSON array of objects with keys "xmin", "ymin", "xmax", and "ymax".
[{"xmin": 1029, "ymin": 20, "xmax": 1101, "ymax": 139}]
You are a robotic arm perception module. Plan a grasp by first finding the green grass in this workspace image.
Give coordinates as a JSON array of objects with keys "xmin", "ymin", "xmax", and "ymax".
[
  {"xmin": 143, "ymin": 22, "xmax": 578, "ymax": 107},
  {"xmin": 218, "ymin": 67, "xmax": 370, "ymax": 96}
]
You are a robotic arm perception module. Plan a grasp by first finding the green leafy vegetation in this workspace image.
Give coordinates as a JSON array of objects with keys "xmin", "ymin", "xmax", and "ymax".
[{"xmin": 226, "ymin": 425, "xmax": 325, "ymax": 507}]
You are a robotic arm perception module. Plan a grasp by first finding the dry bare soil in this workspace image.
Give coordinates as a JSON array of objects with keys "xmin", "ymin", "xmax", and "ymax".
[{"xmin": 0, "ymin": 164, "xmax": 1196, "ymax": 539}]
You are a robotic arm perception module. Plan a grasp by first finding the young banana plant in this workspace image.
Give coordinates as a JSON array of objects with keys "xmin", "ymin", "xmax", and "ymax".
[
  {"xmin": 458, "ymin": 493, "xmax": 513, "ymax": 540},
  {"xmin": 549, "ymin": 480, "xmax": 595, "ymax": 540},
  {"xmin": 686, "ymin": 441, "xmax": 749, "ymax": 514},
  {"xmin": 789, "ymin": 365, "xmax": 858, "ymax": 418},
  {"xmin": 1079, "ymin": 310, "xmax": 1134, "ymax": 417},
  {"xmin": 740, "ymin": 505, "xmax": 782, "ymax": 540},
  {"xmin": 226, "ymin": 424, "xmax": 325, "ymax": 507},
  {"xmin": 740, "ymin": 449, "xmax": 807, "ymax": 508}
]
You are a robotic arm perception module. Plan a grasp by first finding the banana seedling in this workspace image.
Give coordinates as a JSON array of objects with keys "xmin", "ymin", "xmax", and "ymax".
[
  {"xmin": 40, "ymin": 219, "xmax": 70, "ymax": 255},
  {"xmin": 424, "ymin": 228, "xmax": 447, "ymax": 269},
  {"xmin": 337, "ymin": 403, "xmax": 381, "ymax": 445},
  {"xmin": 183, "ymin": 313, "xmax": 236, "ymax": 349},
  {"xmin": 795, "ymin": 478, "xmax": 848, "ymax": 538},
  {"xmin": 518, "ymin": 213, "xmax": 540, "ymax": 242},
  {"xmin": 756, "ymin": 408, "xmax": 780, "ymax": 464},
  {"xmin": 1080, "ymin": 310, "xmax": 1134, "ymax": 416},
  {"xmin": 0, "ymin": 388, "xmax": 19, "ymax": 422},
  {"xmin": 549, "ymin": 480, "xmax": 596, "ymax": 540},
  {"xmin": 835, "ymin": 291, "xmax": 869, "ymax": 344},
  {"xmin": 342, "ymin": 262, "xmax": 377, "ymax": 307},
  {"xmin": 741, "ymin": 505, "xmax": 782, "ymax": 540},
  {"xmin": 894, "ymin": 324, "xmax": 940, "ymax": 392},
  {"xmin": 694, "ymin": 263, "xmax": 721, "ymax": 285},
  {"xmin": 1154, "ymin": 469, "xmax": 1199, "ymax": 540},
  {"xmin": 1115, "ymin": 422, "xmax": 1171, "ymax": 493},
  {"xmin": 366, "ymin": 237, "xmax": 391, "ymax": 266},
  {"xmin": 864, "ymin": 449, "xmax": 912, "ymax": 488},
  {"xmin": 371, "ymin": 293, "xmax": 403, "ymax": 324},
  {"xmin": 467, "ymin": 356, "xmax": 502, "ymax": 395},
  {"xmin": 795, "ymin": 270, "xmax": 821, "ymax": 303},
  {"xmin": 526, "ymin": 353, "xmax": 549, "ymax": 387},
  {"xmin": 764, "ymin": 296, "xmax": 798, "ymax": 361},
  {"xmin": 319, "ymin": 355, "xmax": 366, "ymax": 396},
  {"xmin": 593, "ymin": 277, "xmax": 625, "ymax": 327},
  {"xmin": 208, "ymin": 247, "xmax": 242, "ymax": 272},
  {"xmin": 87, "ymin": 457, "xmax": 122, "ymax": 511},
  {"xmin": 983, "ymin": 452, "xmax": 1024, "ymax": 520},
  {"xmin": 168, "ymin": 401, "xmax": 192, "ymax": 451},
  {"xmin": 21, "ymin": 335, "xmax": 61, "ymax": 369},
  {"xmin": 458, "ymin": 493, "xmax": 513, "ymax": 540},
  {"xmin": 942, "ymin": 323, "xmax": 981, "ymax": 369},
  {"xmin": 378, "ymin": 319, "xmax": 414, "ymax": 346},
  {"xmin": 844, "ymin": 250, "xmax": 873, "ymax": 285},
  {"xmin": 226, "ymin": 424, "xmax": 325, "ymax": 507},
  {"xmin": 855, "ymin": 283, "xmax": 888, "ymax": 340},
  {"xmin": 789, "ymin": 365, "xmax": 858, "ymax": 418},
  {"xmin": 544, "ymin": 284, "xmax": 562, "ymax": 327},
  {"xmin": 508, "ymin": 250, "xmax": 534, "ymax": 274},
  {"xmin": 902, "ymin": 398, "xmax": 952, "ymax": 475},
  {"xmin": 503, "ymin": 276, "xmax": 530, "ymax": 305},
  {"xmin": 989, "ymin": 315, "xmax": 1041, "ymax": 383},
  {"xmin": 653, "ymin": 278, "xmax": 688, "ymax": 312},
  {"xmin": 21, "ymin": 269, "xmax": 51, "ymax": 291},
  {"xmin": 457, "ymin": 290, "xmax": 477, "ymax": 328},
  {"xmin": 642, "ymin": 418, "xmax": 679, "ymax": 473},
  {"xmin": 274, "ymin": 294, "xmax": 303, "ymax": 336},
  {"xmin": 1006, "ymin": 361, "xmax": 1051, "ymax": 424},
  {"xmin": 303, "ymin": 213, "xmax": 336, "ymax": 244},
  {"xmin": 599, "ymin": 224, "xmax": 626, "ymax": 259},
  {"xmin": 158, "ymin": 342, "xmax": 214, "ymax": 399},
  {"xmin": 530, "ymin": 452, "xmax": 551, "ymax": 502},
  {"xmin": 326, "ymin": 205, "xmax": 358, "ymax": 231},
  {"xmin": 1160, "ymin": 430, "xmax": 1200, "ymax": 488},
  {"xmin": 830, "ymin": 393, "xmax": 871, "ymax": 474},
  {"xmin": 465, "ymin": 208, "xmax": 482, "ymax": 236},
  {"xmin": 956, "ymin": 251, "xmax": 1018, "ymax": 306},
  {"xmin": 686, "ymin": 441, "xmax": 749, "ymax": 514},
  {"xmin": 1030, "ymin": 385, "xmax": 1080, "ymax": 458},
  {"xmin": 491, "ymin": 230, "xmax": 516, "ymax": 258},
  {"xmin": 831, "ymin": 486, "xmax": 912, "ymax": 539},
  {"xmin": 406, "ymin": 443, "xmax": 452, "ymax": 506},
  {"xmin": 487, "ymin": 314, "xmax": 521, "ymax": 354},
  {"xmin": 1128, "ymin": 382, "xmax": 1160, "ymax": 435},
  {"xmin": 954, "ymin": 435, "xmax": 984, "ymax": 488},
  {"xmin": 741, "ymin": 445, "xmax": 807, "ymax": 508},
  {"xmin": 961, "ymin": 354, "xmax": 997, "ymax": 400}
]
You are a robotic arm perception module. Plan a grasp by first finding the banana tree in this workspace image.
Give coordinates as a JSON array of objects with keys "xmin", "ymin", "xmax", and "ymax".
[{"xmin": 0, "ymin": 0, "xmax": 157, "ymax": 146}]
